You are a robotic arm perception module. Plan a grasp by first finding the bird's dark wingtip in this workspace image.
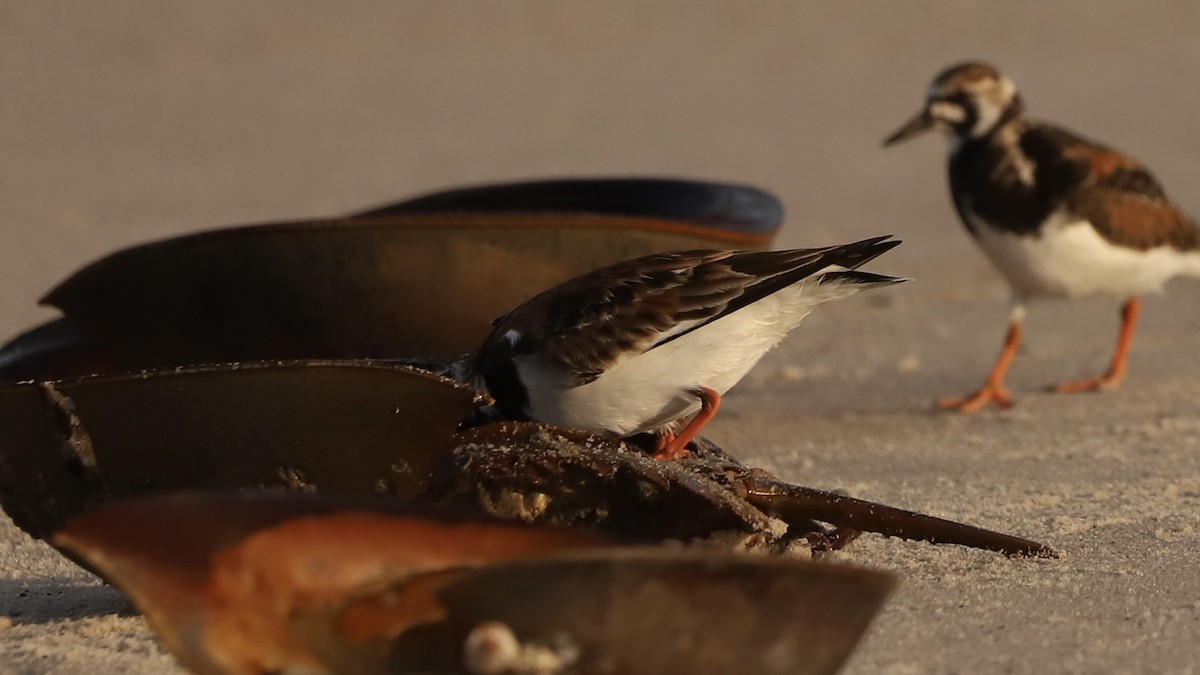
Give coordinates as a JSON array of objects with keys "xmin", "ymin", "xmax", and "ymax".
[
  {"xmin": 864, "ymin": 234, "xmax": 901, "ymax": 248},
  {"xmin": 841, "ymin": 235, "xmax": 901, "ymax": 269}
]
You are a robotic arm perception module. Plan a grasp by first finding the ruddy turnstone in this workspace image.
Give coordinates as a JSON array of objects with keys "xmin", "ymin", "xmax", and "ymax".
[
  {"xmin": 470, "ymin": 237, "xmax": 903, "ymax": 458},
  {"xmin": 884, "ymin": 60, "xmax": 1200, "ymax": 413}
]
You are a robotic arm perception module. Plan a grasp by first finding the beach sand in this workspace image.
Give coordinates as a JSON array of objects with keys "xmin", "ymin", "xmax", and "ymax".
[{"xmin": 3, "ymin": 2, "xmax": 1200, "ymax": 672}]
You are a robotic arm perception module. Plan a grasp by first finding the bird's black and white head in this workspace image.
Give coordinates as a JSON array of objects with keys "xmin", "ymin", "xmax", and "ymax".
[
  {"xmin": 883, "ymin": 61, "xmax": 1024, "ymax": 149},
  {"xmin": 470, "ymin": 324, "xmax": 533, "ymax": 422}
]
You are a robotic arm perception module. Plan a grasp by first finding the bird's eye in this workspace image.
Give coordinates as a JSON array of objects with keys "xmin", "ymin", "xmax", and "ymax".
[{"xmin": 501, "ymin": 329, "xmax": 523, "ymax": 350}]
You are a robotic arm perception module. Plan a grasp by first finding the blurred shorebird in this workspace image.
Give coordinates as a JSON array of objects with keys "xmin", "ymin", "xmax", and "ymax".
[
  {"xmin": 885, "ymin": 60, "xmax": 1200, "ymax": 413},
  {"xmin": 470, "ymin": 237, "xmax": 903, "ymax": 458}
]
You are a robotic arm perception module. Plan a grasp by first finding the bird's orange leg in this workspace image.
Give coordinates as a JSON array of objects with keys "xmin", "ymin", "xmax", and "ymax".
[
  {"xmin": 652, "ymin": 430, "xmax": 676, "ymax": 455},
  {"xmin": 1054, "ymin": 297, "xmax": 1141, "ymax": 394},
  {"xmin": 653, "ymin": 387, "xmax": 721, "ymax": 460},
  {"xmin": 939, "ymin": 319, "xmax": 1022, "ymax": 413}
]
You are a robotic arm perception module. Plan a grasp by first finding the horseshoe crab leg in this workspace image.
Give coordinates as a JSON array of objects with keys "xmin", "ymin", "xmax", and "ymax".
[{"xmin": 740, "ymin": 470, "xmax": 1057, "ymax": 558}]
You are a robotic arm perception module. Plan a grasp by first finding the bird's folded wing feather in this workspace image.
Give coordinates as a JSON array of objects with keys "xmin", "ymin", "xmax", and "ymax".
[
  {"xmin": 505, "ymin": 239, "xmax": 897, "ymax": 384},
  {"xmin": 1023, "ymin": 125, "xmax": 1200, "ymax": 251}
]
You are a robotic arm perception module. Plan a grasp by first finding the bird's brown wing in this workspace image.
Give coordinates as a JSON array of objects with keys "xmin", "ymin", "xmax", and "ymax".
[
  {"xmin": 486, "ymin": 250, "xmax": 746, "ymax": 384},
  {"xmin": 1023, "ymin": 124, "xmax": 1200, "ymax": 251},
  {"xmin": 484, "ymin": 237, "xmax": 898, "ymax": 385}
]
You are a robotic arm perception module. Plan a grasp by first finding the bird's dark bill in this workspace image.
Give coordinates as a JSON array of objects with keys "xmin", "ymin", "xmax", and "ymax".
[{"xmin": 883, "ymin": 108, "xmax": 935, "ymax": 146}]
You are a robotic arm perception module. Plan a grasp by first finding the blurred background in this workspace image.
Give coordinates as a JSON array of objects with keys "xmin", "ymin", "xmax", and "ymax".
[{"xmin": 2, "ymin": 0, "xmax": 1200, "ymax": 348}]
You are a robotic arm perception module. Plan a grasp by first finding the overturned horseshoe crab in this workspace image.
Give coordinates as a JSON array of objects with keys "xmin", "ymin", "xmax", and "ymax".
[
  {"xmin": 0, "ymin": 357, "xmax": 1055, "ymax": 559},
  {"xmin": 54, "ymin": 492, "xmax": 896, "ymax": 675}
]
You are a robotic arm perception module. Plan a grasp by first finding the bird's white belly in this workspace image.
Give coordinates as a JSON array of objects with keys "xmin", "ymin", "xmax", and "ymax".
[
  {"xmin": 516, "ymin": 277, "xmax": 870, "ymax": 436},
  {"xmin": 968, "ymin": 210, "xmax": 1200, "ymax": 299}
]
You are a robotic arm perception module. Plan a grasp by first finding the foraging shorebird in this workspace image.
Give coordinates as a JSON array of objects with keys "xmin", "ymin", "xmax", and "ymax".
[
  {"xmin": 884, "ymin": 60, "xmax": 1200, "ymax": 412},
  {"xmin": 470, "ymin": 237, "xmax": 903, "ymax": 458}
]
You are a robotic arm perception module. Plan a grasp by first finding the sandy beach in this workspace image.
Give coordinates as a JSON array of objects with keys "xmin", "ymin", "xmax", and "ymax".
[{"xmin": 3, "ymin": 2, "xmax": 1200, "ymax": 672}]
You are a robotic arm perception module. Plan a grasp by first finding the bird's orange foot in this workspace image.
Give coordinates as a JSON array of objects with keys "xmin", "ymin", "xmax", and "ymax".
[
  {"xmin": 652, "ymin": 445, "xmax": 691, "ymax": 460},
  {"xmin": 651, "ymin": 436, "xmax": 691, "ymax": 460},
  {"xmin": 937, "ymin": 383, "xmax": 1014, "ymax": 414},
  {"xmin": 1052, "ymin": 374, "xmax": 1123, "ymax": 394},
  {"xmin": 649, "ymin": 386, "xmax": 720, "ymax": 460},
  {"xmin": 651, "ymin": 432, "xmax": 691, "ymax": 460}
]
